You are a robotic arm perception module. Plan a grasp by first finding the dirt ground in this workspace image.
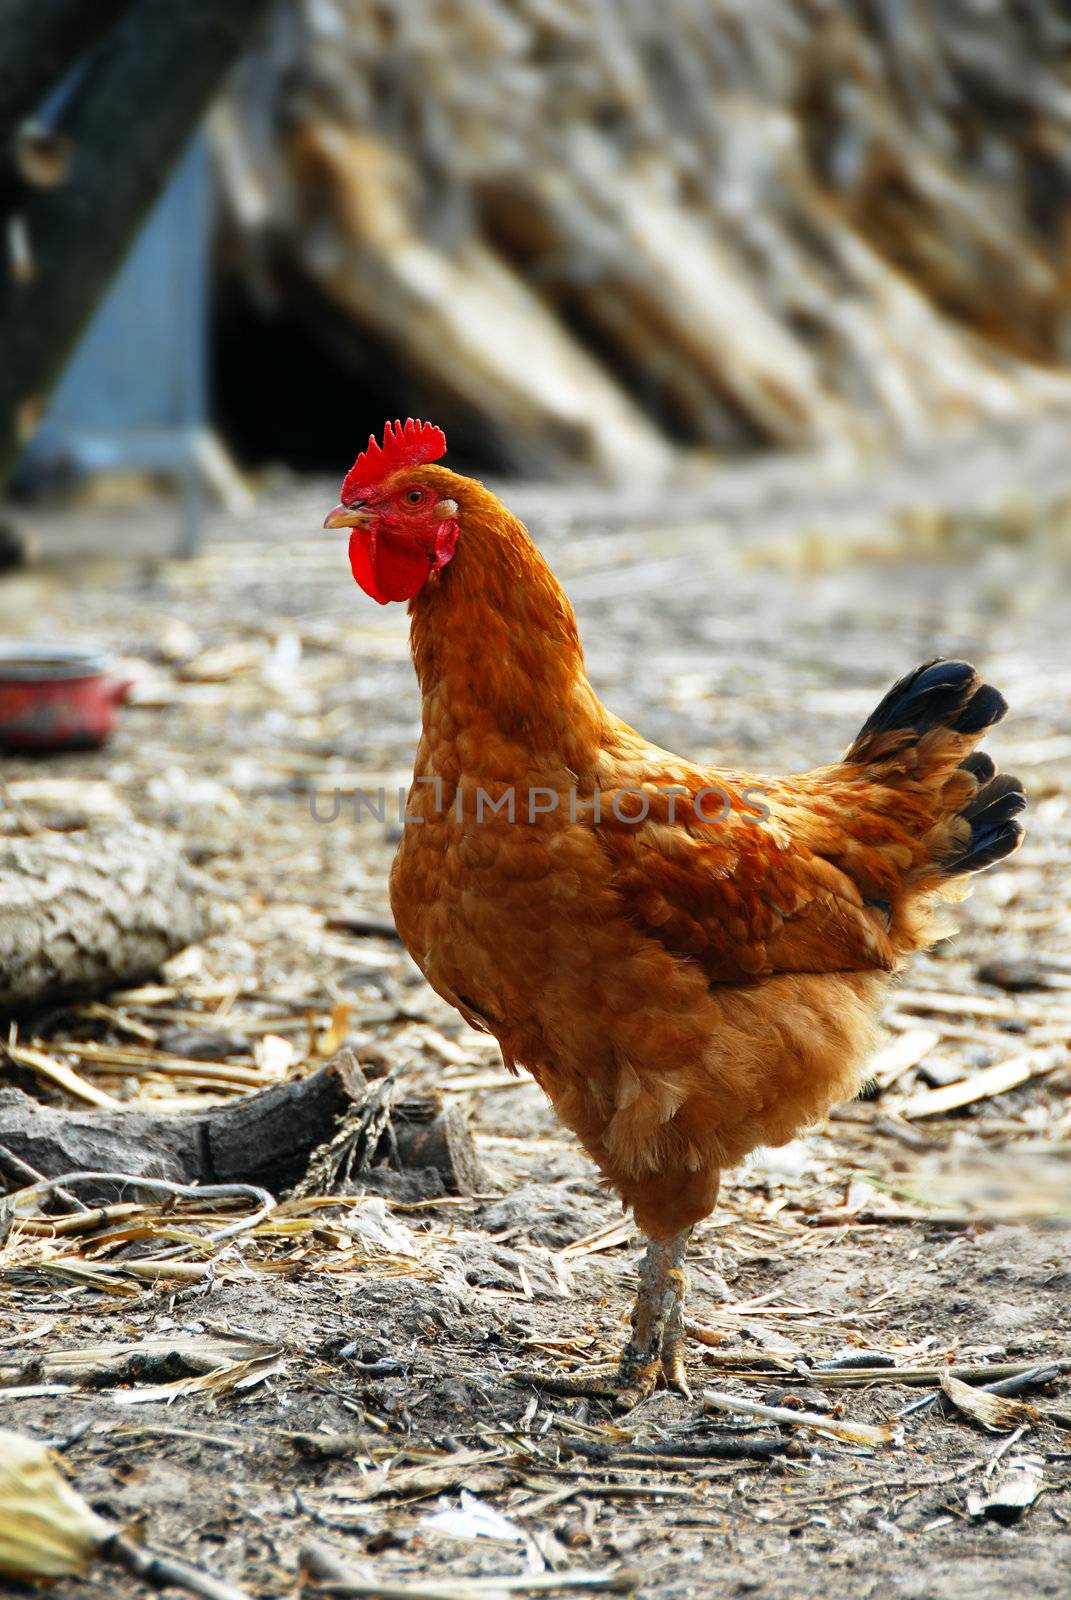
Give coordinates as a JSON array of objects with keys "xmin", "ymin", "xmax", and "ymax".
[{"xmin": 1, "ymin": 426, "xmax": 1070, "ymax": 1598}]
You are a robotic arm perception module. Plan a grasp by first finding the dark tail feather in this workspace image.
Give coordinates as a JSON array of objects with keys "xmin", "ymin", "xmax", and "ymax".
[
  {"xmin": 847, "ymin": 659, "xmax": 1007, "ymax": 757},
  {"xmin": 944, "ymin": 773, "xmax": 1026, "ymax": 875},
  {"xmin": 846, "ymin": 658, "xmax": 1025, "ymax": 882},
  {"xmin": 959, "ymin": 750, "xmax": 995, "ymax": 783}
]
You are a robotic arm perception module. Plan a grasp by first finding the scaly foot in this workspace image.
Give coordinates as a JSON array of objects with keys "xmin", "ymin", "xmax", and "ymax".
[
  {"xmin": 513, "ymin": 1228, "xmax": 694, "ymax": 1410},
  {"xmin": 615, "ymin": 1230, "xmax": 692, "ymax": 1406}
]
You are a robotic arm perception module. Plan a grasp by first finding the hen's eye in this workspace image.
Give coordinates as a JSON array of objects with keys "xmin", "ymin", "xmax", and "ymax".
[{"xmin": 405, "ymin": 488, "xmax": 424, "ymax": 506}]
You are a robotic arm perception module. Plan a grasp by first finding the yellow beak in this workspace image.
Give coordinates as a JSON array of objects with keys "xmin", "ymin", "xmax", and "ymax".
[{"xmin": 323, "ymin": 502, "xmax": 373, "ymax": 530}]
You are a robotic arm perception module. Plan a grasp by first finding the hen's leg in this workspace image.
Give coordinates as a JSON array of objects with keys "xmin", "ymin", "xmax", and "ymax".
[
  {"xmin": 617, "ymin": 1227, "xmax": 693, "ymax": 1401},
  {"xmin": 509, "ymin": 1226, "xmax": 696, "ymax": 1409}
]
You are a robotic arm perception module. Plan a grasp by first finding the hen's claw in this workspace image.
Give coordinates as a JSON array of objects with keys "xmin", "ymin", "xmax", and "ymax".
[
  {"xmin": 657, "ymin": 1278, "xmax": 692, "ymax": 1398},
  {"xmin": 616, "ymin": 1237, "xmax": 692, "ymax": 1406},
  {"xmin": 513, "ymin": 1229, "xmax": 695, "ymax": 1410}
]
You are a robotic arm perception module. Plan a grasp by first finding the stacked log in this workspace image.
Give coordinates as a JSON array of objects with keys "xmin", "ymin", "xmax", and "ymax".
[{"xmin": 216, "ymin": 0, "xmax": 1071, "ymax": 478}]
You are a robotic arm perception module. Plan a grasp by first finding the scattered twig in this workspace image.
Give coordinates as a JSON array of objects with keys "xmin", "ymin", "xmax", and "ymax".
[
  {"xmin": 979, "ymin": 1366, "xmax": 1065, "ymax": 1399},
  {"xmin": 806, "ymin": 1207, "xmax": 979, "ymax": 1227},
  {"xmin": 805, "ymin": 1358, "xmax": 1071, "ymax": 1392},
  {"xmin": 288, "ymin": 1430, "xmax": 373, "ymax": 1461},
  {"xmin": 867, "ymin": 1028, "xmax": 940, "ymax": 1091},
  {"xmin": 899, "ymin": 1363, "xmax": 1066, "ymax": 1421},
  {"xmin": 567, "ymin": 1434, "xmax": 788, "ymax": 1465},
  {"xmin": 0, "ymin": 1145, "xmax": 87, "ymax": 1212},
  {"xmin": 939, "ymin": 1373, "xmax": 1038, "ymax": 1433},
  {"xmin": 105, "ymin": 1531, "xmax": 255, "ymax": 1600},
  {"xmin": 1, "ymin": 1040, "xmax": 122, "ymax": 1109},
  {"xmin": 4, "ymin": 1171, "xmax": 274, "ymax": 1261},
  {"xmin": 0, "ymin": 778, "xmax": 40, "ymax": 836},
  {"xmin": 323, "ymin": 911, "xmax": 400, "ymax": 940},
  {"xmin": 702, "ymin": 1388, "xmax": 900, "ymax": 1447},
  {"xmin": 301, "ymin": 1541, "xmax": 637, "ymax": 1597}
]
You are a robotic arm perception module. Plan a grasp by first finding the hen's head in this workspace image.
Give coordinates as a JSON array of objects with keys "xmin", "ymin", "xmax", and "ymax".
[{"xmin": 323, "ymin": 419, "xmax": 460, "ymax": 605}]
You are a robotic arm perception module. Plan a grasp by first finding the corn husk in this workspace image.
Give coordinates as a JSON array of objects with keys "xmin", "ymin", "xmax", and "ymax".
[
  {"xmin": 0, "ymin": 1429, "xmax": 111, "ymax": 1581},
  {"xmin": 939, "ymin": 1373, "xmax": 1037, "ymax": 1433}
]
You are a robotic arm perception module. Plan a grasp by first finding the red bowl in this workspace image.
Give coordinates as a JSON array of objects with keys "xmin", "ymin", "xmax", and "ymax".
[{"xmin": 0, "ymin": 646, "xmax": 133, "ymax": 752}]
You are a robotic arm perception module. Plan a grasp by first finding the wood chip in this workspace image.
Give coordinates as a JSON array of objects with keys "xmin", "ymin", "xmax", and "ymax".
[
  {"xmin": 893, "ymin": 987, "xmax": 1071, "ymax": 1025},
  {"xmin": 301, "ymin": 1540, "xmax": 637, "ymax": 1598},
  {"xmin": 898, "ymin": 1052, "xmax": 1058, "ymax": 1119},
  {"xmin": 966, "ymin": 1455, "xmax": 1045, "ymax": 1521},
  {"xmin": 3, "ymin": 1043, "xmax": 121, "ymax": 1110},
  {"xmin": 939, "ymin": 1373, "xmax": 1037, "ymax": 1432},
  {"xmin": 867, "ymin": 1028, "xmax": 940, "ymax": 1090}
]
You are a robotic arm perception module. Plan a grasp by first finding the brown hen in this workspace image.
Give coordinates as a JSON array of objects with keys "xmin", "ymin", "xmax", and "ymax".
[{"xmin": 325, "ymin": 420, "xmax": 1025, "ymax": 1401}]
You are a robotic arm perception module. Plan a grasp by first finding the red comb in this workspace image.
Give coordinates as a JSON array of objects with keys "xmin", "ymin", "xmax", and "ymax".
[{"xmin": 341, "ymin": 418, "xmax": 447, "ymax": 503}]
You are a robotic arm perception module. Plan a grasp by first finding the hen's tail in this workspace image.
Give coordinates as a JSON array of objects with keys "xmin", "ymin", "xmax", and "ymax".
[{"xmin": 844, "ymin": 659, "xmax": 1025, "ymax": 885}]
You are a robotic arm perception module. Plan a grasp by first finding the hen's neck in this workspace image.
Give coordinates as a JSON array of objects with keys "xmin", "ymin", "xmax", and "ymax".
[{"xmin": 408, "ymin": 498, "xmax": 605, "ymax": 777}]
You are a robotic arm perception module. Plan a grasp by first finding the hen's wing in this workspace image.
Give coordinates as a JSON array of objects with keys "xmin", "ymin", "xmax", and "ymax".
[
  {"xmin": 594, "ymin": 738, "xmax": 932, "ymax": 983},
  {"xmin": 596, "ymin": 657, "xmax": 1023, "ymax": 984}
]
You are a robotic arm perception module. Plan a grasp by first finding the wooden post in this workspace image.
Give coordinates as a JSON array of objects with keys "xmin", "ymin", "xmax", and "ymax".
[
  {"xmin": 0, "ymin": 0, "xmax": 136, "ymax": 152},
  {"xmin": 0, "ymin": 0, "xmax": 278, "ymax": 492}
]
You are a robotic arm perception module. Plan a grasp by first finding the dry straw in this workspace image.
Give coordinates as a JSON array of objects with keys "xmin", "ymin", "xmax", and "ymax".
[
  {"xmin": 0, "ymin": 1427, "xmax": 252, "ymax": 1599},
  {"xmin": 0, "ymin": 1427, "xmax": 111, "ymax": 1581}
]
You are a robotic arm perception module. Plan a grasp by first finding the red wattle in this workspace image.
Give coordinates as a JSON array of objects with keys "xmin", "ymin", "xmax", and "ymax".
[
  {"xmin": 348, "ymin": 528, "xmax": 434, "ymax": 604},
  {"xmin": 348, "ymin": 529, "xmax": 389, "ymax": 604}
]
